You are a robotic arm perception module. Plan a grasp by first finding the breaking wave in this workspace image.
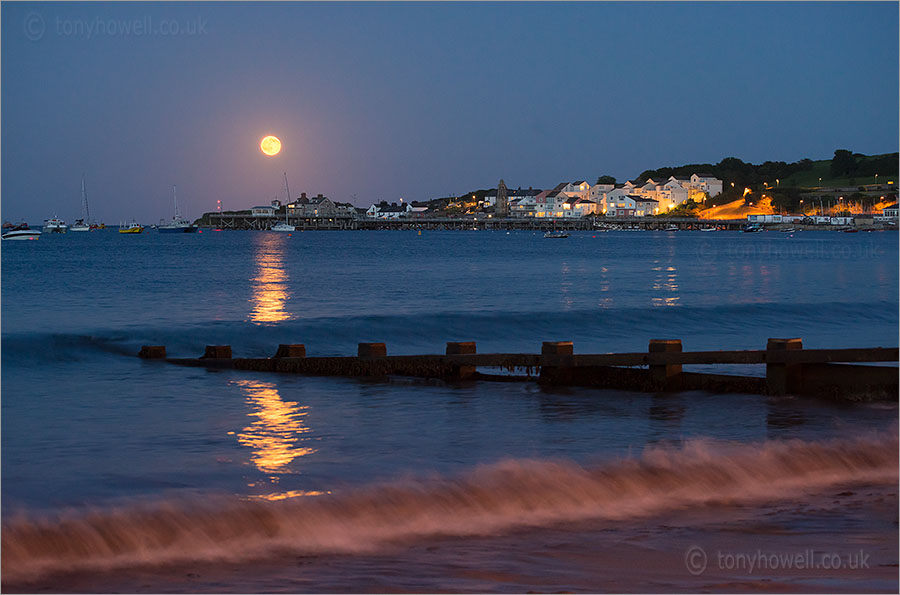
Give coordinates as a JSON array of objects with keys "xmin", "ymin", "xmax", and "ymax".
[{"xmin": 3, "ymin": 433, "xmax": 896, "ymax": 582}]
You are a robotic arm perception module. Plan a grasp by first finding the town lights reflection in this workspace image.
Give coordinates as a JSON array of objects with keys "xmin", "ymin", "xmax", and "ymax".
[
  {"xmin": 234, "ymin": 379, "xmax": 316, "ymax": 475},
  {"xmin": 249, "ymin": 235, "xmax": 293, "ymax": 323},
  {"xmin": 651, "ymin": 262, "xmax": 680, "ymax": 307}
]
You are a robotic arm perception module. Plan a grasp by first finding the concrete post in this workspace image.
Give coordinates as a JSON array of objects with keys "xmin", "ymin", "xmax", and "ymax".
[
  {"xmin": 766, "ymin": 338, "xmax": 803, "ymax": 396},
  {"xmin": 649, "ymin": 339, "xmax": 682, "ymax": 390},
  {"xmin": 274, "ymin": 344, "xmax": 306, "ymax": 358},
  {"xmin": 202, "ymin": 345, "xmax": 232, "ymax": 359},
  {"xmin": 139, "ymin": 345, "xmax": 166, "ymax": 359},
  {"xmin": 446, "ymin": 341, "xmax": 477, "ymax": 380},
  {"xmin": 358, "ymin": 343, "xmax": 387, "ymax": 358}
]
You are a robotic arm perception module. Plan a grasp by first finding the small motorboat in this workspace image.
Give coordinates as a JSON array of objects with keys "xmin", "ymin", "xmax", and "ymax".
[
  {"xmin": 741, "ymin": 223, "xmax": 763, "ymax": 233},
  {"xmin": 1, "ymin": 223, "xmax": 41, "ymax": 241},
  {"xmin": 119, "ymin": 221, "xmax": 144, "ymax": 234},
  {"xmin": 271, "ymin": 222, "xmax": 296, "ymax": 232},
  {"xmin": 664, "ymin": 225, "xmax": 679, "ymax": 232},
  {"xmin": 544, "ymin": 230, "xmax": 569, "ymax": 238},
  {"xmin": 700, "ymin": 227, "xmax": 717, "ymax": 232},
  {"xmin": 780, "ymin": 227, "xmax": 796, "ymax": 233}
]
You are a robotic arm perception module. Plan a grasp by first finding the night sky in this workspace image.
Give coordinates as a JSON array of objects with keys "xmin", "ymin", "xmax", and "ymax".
[{"xmin": 2, "ymin": 1, "xmax": 897, "ymax": 224}]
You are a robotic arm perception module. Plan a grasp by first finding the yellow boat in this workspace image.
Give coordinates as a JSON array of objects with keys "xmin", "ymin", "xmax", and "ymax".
[{"xmin": 119, "ymin": 221, "xmax": 144, "ymax": 234}]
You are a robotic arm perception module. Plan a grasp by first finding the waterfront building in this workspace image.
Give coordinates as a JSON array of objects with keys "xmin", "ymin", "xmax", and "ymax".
[
  {"xmin": 605, "ymin": 193, "xmax": 659, "ymax": 217},
  {"xmin": 691, "ymin": 173, "xmax": 724, "ymax": 198},
  {"xmin": 288, "ymin": 193, "xmax": 338, "ymax": 217},
  {"xmin": 562, "ymin": 197, "xmax": 601, "ymax": 217},
  {"xmin": 251, "ymin": 205, "xmax": 276, "ymax": 217},
  {"xmin": 367, "ymin": 201, "xmax": 413, "ymax": 219}
]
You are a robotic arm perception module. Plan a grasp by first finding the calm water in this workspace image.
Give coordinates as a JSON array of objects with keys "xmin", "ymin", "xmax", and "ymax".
[{"xmin": 2, "ymin": 229, "xmax": 898, "ymax": 592}]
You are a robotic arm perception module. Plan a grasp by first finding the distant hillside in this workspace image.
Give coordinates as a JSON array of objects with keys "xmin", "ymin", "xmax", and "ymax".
[{"xmin": 638, "ymin": 151, "xmax": 897, "ymax": 208}]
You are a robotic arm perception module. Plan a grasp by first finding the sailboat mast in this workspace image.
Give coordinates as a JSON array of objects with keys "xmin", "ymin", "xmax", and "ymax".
[
  {"xmin": 283, "ymin": 172, "xmax": 291, "ymax": 224},
  {"xmin": 81, "ymin": 174, "xmax": 90, "ymax": 221},
  {"xmin": 173, "ymin": 185, "xmax": 179, "ymax": 219}
]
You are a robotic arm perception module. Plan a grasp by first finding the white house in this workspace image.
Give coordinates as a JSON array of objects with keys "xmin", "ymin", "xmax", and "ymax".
[
  {"xmin": 562, "ymin": 197, "xmax": 600, "ymax": 217},
  {"xmin": 656, "ymin": 179, "xmax": 690, "ymax": 211},
  {"xmin": 367, "ymin": 201, "xmax": 413, "ymax": 219},
  {"xmin": 690, "ymin": 173, "xmax": 723, "ymax": 198},
  {"xmin": 605, "ymin": 193, "xmax": 659, "ymax": 217},
  {"xmin": 590, "ymin": 183, "xmax": 614, "ymax": 204},
  {"xmin": 510, "ymin": 195, "xmax": 538, "ymax": 217},
  {"xmin": 534, "ymin": 188, "xmax": 566, "ymax": 218},
  {"xmin": 560, "ymin": 181, "xmax": 591, "ymax": 200}
]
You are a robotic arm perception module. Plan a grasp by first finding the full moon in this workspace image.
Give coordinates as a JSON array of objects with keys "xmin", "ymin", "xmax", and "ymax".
[{"xmin": 260, "ymin": 135, "xmax": 282, "ymax": 156}]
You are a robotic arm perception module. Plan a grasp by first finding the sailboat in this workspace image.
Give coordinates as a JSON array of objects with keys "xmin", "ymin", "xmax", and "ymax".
[
  {"xmin": 70, "ymin": 175, "xmax": 92, "ymax": 232},
  {"xmin": 158, "ymin": 185, "xmax": 197, "ymax": 233},
  {"xmin": 271, "ymin": 172, "xmax": 296, "ymax": 232}
]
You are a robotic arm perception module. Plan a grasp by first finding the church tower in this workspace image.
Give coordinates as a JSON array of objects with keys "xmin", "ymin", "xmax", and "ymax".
[{"xmin": 496, "ymin": 179, "xmax": 509, "ymax": 217}]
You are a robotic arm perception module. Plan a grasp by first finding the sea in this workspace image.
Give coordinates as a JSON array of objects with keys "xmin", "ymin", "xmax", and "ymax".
[{"xmin": 1, "ymin": 229, "xmax": 898, "ymax": 592}]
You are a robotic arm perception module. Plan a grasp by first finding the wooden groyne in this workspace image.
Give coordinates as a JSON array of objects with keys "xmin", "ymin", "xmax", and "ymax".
[{"xmin": 140, "ymin": 339, "xmax": 899, "ymax": 400}]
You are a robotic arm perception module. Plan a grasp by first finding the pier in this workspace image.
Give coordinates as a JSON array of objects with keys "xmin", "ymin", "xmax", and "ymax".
[{"xmin": 140, "ymin": 339, "xmax": 899, "ymax": 401}]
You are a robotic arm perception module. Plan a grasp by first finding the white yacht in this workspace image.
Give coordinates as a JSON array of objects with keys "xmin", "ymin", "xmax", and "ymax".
[
  {"xmin": 44, "ymin": 217, "xmax": 67, "ymax": 233},
  {"xmin": 70, "ymin": 175, "xmax": 93, "ymax": 232},
  {"xmin": 271, "ymin": 172, "xmax": 296, "ymax": 232},
  {"xmin": 158, "ymin": 186, "xmax": 197, "ymax": 233}
]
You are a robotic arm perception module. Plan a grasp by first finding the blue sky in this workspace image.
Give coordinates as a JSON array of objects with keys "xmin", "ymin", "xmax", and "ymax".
[{"xmin": 2, "ymin": 1, "xmax": 897, "ymax": 223}]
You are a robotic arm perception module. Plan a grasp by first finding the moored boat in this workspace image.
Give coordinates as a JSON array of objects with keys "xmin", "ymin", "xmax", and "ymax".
[
  {"xmin": 270, "ymin": 173, "xmax": 296, "ymax": 232},
  {"xmin": 119, "ymin": 221, "xmax": 144, "ymax": 234},
  {"xmin": 544, "ymin": 230, "xmax": 569, "ymax": 238},
  {"xmin": 158, "ymin": 185, "xmax": 197, "ymax": 233},
  {"xmin": 44, "ymin": 217, "xmax": 67, "ymax": 233},
  {"xmin": 70, "ymin": 175, "xmax": 94, "ymax": 231},
  {"xmin": 1, "ymin": 223, "xmax": 41, "ymax": 241}
]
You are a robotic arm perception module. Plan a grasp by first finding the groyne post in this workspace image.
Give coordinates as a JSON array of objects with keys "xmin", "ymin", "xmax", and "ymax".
[
  {"xmin": 540, "ymin": 341, "xmax": 574, "ymax": 384},
  {"xmin": 138, "ymin": 345, "xmax": 166, "ymax": 359},
  {"xmin": 649, "ymin": 339, "xmax": 683, "ymax": 390},
  {"xmin": 202, "ymin": 345, "xmax": 232, "ymax": 359},
  {"xmin": 446, "ymin": 341, "xmax": 477, "ymax": 380},
  {"xmin": 766, "ymin": 338, "xmax": 803, "ymax": 396},
  {"xmin": 358, "ymin": 343, "xmax": 387, "ymax": 358},
  {"xmin": 274, "ymin": 344, "xmax": 306, "ymax": 358}
]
